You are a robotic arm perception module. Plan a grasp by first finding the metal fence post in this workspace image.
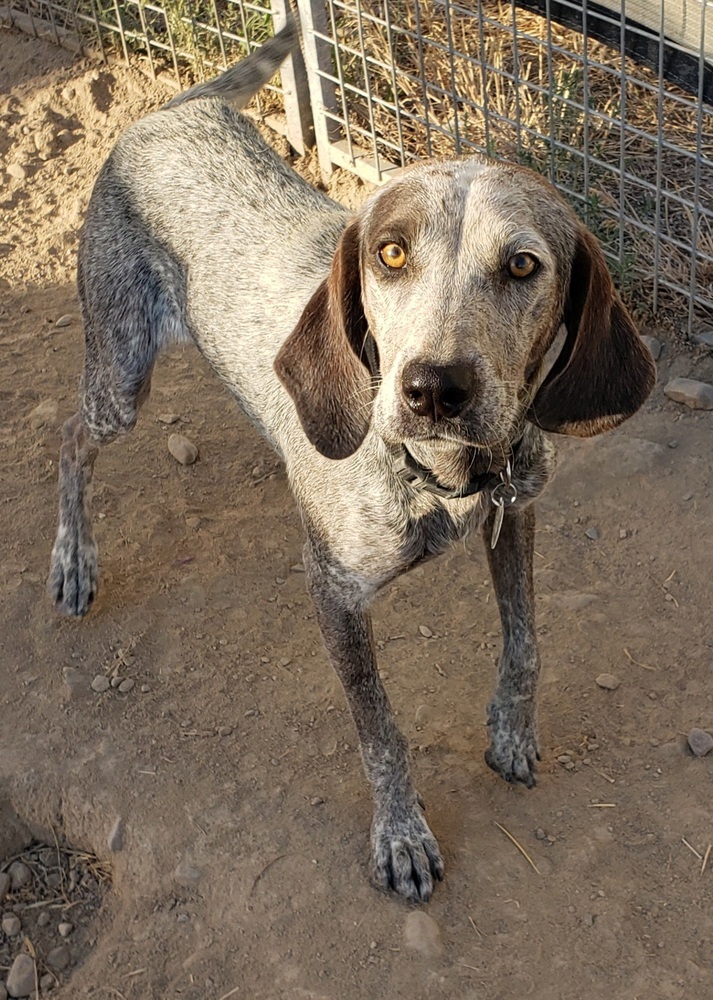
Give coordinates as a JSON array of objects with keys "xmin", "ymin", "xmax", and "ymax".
[
  {"xmin": 296, "ymin": 0, "xmax": 340, "ymax": 180},
  {"xmin": 270, "ymin": 0, "xmax": 314, "ymax": 155}
]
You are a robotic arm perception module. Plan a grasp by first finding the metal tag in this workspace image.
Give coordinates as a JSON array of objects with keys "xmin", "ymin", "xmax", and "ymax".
[{"xmin": 490, "ymin": 460, "xmax": 518, "ymax": 550}]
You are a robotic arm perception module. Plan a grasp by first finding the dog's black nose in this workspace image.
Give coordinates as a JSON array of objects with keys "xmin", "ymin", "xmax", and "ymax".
[{"xmin": 401, "ymin": 362, "xmax": 475, "ymax": 421}]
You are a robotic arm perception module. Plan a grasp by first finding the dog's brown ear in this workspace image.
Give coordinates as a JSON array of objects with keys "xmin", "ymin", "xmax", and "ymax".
[
  {"xmin": 529, "ymin": 227, "xmax": 655, "ymax": 437},
  {"xmin": 274, "ymin": 220, "xmax": 373, "ymax": 460}
]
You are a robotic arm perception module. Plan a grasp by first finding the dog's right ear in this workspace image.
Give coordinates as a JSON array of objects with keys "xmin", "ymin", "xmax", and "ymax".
[{"xmin": 275, "ymin": 219, "xmax": 373, "ymax": 460}]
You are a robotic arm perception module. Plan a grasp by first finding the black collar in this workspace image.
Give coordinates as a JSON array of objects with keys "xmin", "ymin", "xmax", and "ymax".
[{"xmin": 394, "ymin": 443, "xmax": 514, "ymax": 501}]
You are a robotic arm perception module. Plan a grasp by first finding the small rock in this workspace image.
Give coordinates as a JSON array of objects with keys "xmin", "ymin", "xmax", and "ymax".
[
  {"xmin": 157, "ymin": 412, "xmax": 180, "ymax": 424},
  {"xmin": 8, "ymin": 860, "xmax": 32, "ymax": 891},
  {"xmin": 168, "ymin": 433, "xmax": 198, "ymax": 465},
  {"xmin": 692, "ymin": 330, "xmax": 713, "ymax": 350},
  {"xmin": 218, "ymin": 726, "xmax": 233, "ymax": 737},
  {"xmin": 664, "ymin": 377, "xmax": 713, "ymax": 410},
  {"xmin": 91, "ymin": 675, "xmax": 110, "ymax": 693},
  {"xmin": 418, "ymin": 625, "xmax": 434, "ymax": 638},
  {"xmin": 29, "ymin": 398, "xmax": 58, "ymax": 430},
  {"xmin": 290, "ymin": 562, "xmax": 305, "ymax": 573},
  {"xmin": 54, "ymin": 314, "xmax": 74, "ymax": 328},
  {"xmin": 45, "ymin": 944, "xmax": 71, "ymax": 971},
  {"xmin": 0, "ymin": 983, "xmax": 7, "ymax": 1000},
  {"xmin": 40, "ymin": 973, "xmax": 55, "ymax": 992},
  {"xmin": 118, "ymin": 678, "xmax": 135, "ymax": 693},
  {"xmin": 7, "ymin": 162, "xmax": 27, "ymax": 181},
  {"xmin": 619, "ymin": 529, "xmax": 628, "ymax": 539},
  {"xmin": 584, "ymin": 526, "xmax": 600, "ymax": 541},
  {"xmin": 640, "ymin": 334, "xmax": 662, "ymax": 360},
  {"xmin": 0, "ymin": 871, "xmax": 10, "ymax": 900},
  {"xmin": 37, "ymin": 909, "xmax": 51, "ymax": 927},
  {"xmin": 107, "ymin": 816, "xmax": 124, "ymax": 853},
  {"xmin": 6, "ymin": 952, "xmax": 36, "ymax": 998},
  {"xmin": 174, "ymin": 860, "xmax": 203, "ymax": 886},
  {"xmin": 110, "ymin": 676, "xmax": 123, "ymax": 689},
  {"xmin": 535, "ymin": 827, "xmax": 547, "ymax": 840},
  {"xmin": 2, "ymin": 913, "xmax": 21, "ymax": 935},
  {"xmin": 403, "ymin": 911, "xmax": 443, "ymax": 959},
  {"xmin": 596, "ymin": 673, "xmax": 620, "ymax": 691},
  {"xmin": 58, "ymin": 921, "xmax": 73, "ymax": 938},
  {"xmin": 310, "ymin": 796, "xmax": 324, "ymax": 806},
  {"xmin": 141, "ymin": 684, "xmax": 150, "ymax": 693},
  {"xmin": 557, "ymin": 754, "xmax": 572, "ymax": 764},
  {"xmin": 687, "ymin": 728, "xmax": 713, "ymax": 757}
]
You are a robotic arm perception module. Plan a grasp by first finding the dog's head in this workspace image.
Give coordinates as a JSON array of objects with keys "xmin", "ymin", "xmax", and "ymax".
[{"xmin": 275, "ymin": 159, "xmax": 655, "ymax": 460}]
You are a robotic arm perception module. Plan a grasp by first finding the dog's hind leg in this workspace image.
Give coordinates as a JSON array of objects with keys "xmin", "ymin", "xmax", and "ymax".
[{"xmin": 48, "ymin": 234, "xmax": 184, "ymax": 616}]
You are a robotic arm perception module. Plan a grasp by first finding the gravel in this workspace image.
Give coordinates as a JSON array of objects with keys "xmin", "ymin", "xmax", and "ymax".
[
  {"xmin": 91, "ymin": 675, "xmax": 110, "ymax": 693},
  {"xmin": 596, "ymin": 673, "xmax": 621, "ymax": 691}
]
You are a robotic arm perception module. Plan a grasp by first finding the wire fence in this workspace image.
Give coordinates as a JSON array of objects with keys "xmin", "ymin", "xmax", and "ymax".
[{"xmin": 2, "ymin": 0, "xmax": 712, "ymax": 333}]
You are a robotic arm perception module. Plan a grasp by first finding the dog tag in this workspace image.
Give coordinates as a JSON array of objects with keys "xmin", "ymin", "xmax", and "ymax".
[
  {"xmin": 491, "ymin": 498, "xmax": 506, "ymax": 550},
  {"xmin": 490, "ymin": 460, "xmax": 518, "ymax": 550}
]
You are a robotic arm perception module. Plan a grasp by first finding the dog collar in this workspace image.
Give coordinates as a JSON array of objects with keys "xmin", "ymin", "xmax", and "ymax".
[{"xmin": 394, "ymin": 446, "xmax": 502, "ymax": 500}]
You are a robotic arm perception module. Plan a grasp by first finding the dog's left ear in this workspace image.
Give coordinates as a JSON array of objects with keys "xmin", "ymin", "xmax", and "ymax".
[
  {"xmin": 529, "ymin": 226, "xmax": 655, "ymax": 436},
  {"xmin": 275, "ymin": 219, "xmax": 373, "ymax": 460}
]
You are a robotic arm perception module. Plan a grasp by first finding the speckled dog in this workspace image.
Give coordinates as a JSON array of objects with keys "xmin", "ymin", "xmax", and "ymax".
[{"xmin": 48, "ymin": 20, "xmax": 655, "ymax": 902}]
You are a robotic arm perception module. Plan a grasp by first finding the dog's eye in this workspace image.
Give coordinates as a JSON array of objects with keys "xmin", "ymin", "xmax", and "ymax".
[
  {"xmin": 379, "ymin": 243, "xmax": 407, "ymax": 269},
  {"xmin": 507, "ymin": 252, "xmax": 539, "ymax": 279}
]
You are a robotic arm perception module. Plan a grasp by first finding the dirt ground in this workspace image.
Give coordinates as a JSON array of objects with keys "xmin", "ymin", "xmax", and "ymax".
[{"xmin": 1, "ymin": 24, "xmax": 713, "ymax": 1000}]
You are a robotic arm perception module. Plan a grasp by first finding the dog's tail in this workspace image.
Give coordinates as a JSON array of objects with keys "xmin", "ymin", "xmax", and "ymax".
[{"xmin": 164, "ymin": 16, "xmax": 298, "ymax": 110}]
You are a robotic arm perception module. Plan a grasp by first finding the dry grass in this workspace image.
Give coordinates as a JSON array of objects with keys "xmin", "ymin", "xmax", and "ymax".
[{"xmin": 332, "ymin": 0, "xmax": 713, "ymax": 324}]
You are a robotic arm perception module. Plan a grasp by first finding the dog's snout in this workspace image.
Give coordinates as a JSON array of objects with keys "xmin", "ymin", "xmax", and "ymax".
[{"xmin": 401, "ymin": 362, "xmax": 475, "ymax": 421}]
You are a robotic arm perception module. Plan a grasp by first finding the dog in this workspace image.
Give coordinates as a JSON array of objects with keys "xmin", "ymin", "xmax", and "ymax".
[{"xmin": 48, "ymin": 19, "xmax": 655, "ymax": 902}]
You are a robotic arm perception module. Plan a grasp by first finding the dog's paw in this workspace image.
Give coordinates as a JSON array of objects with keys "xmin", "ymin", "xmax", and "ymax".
[
  {"xmin": 371, "ymin": 800, "xmax": 444, "ymax": 902},
  {"xmin": 485, "ymin": 696, "xmax": 540, "ymax": 788},
  {"xmin": 48, "ymin": 527, "xmax": 98, "ymax": 617}
]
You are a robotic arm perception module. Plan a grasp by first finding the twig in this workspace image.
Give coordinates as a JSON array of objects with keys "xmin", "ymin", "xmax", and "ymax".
[
  {"xmin": 681, "ymin": 837, "xmax": 703, "ymax": 861},
  {"xmin": 217, "ymin": 987, "xmax": 242, "ymax": 1000},
  {"xmin": 594, "ymin": 769, "xmax": 616, "ymax": 784},
  {"xmin": 246, "ymin": 853, "xmax": 291, "ymax": 903},
  {"xmin": 494, "ymin": 821, "xmax": 541, "ymax": 874},
  {"xmin": 50, "ymin": 826, "xmax": 67, "ymax": 901},
  {"xmin": 701, "ymin": 844, "xmax": 711, "ymax": 876},
  {"xmin": 468, "ymin": 914, "xmax": 483, "ymax": 938},
  {"xmin": 587, "ymin": 803, "xmax": 616, "ymax": 808},
  {"xmin": 623, "ymin": 647, "xmax": 657, "ymax": 671}
]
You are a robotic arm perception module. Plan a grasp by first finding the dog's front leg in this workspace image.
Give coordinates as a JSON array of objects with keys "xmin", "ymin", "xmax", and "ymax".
[
  {"xmin": 482, "ymin": 502, "xmax": 541, "ymax": 787},
  {"xmin": 304, "ymin": 543, "xmax": 444, "ymax": 901}
]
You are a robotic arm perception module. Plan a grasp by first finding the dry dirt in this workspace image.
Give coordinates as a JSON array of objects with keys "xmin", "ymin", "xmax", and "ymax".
[{"xmin": 1, "ymin": 24, "xmax": 713, "ymax": 1000}]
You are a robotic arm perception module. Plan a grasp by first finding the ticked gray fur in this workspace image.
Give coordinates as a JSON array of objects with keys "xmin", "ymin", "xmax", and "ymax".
[{"xmin": 48, "ymin": 21, "xmax": 655, "ymax": 902}]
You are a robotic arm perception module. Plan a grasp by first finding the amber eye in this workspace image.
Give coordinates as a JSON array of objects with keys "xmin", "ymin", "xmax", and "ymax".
[
  {"xmin": 507, "ymin": 252, "xmax": 539, "ymax": 279},
  {"xmin": 379, "ymin": 243, "xmax": 407, "ymax": 269}
]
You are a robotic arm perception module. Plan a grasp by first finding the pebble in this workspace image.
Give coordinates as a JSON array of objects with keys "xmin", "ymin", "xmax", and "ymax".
[
  {"xmin": 110, "ymin": 676, "xmax": 123, "ymax": 689},
  {"xmin": 2, "ymin": 913, "xmax": 21, "ymax": 935},
  {"xmin": 218, "ymin": 726, "xmax": 233, "ymax": 737},
  {"xmin": 596, "ymin": 673, "xmax": 620, "ymax": 691},
  {"xmin": 557, "ymin": 754, "xmax": 572, "ymax": 764},
  {"xmin": 403, "ymin": 911, "xmax": 443, "ymax": 959},
  {"xmin": 7, "ymin": 162, "xmax": 27, "ymax": 181},
  {"xmin": 0, "ymin": 871, "xmax": 10, "ymax": 901},
  {"xmin": 54, "ymin": 314, "xmax": 74, "ymax": 327},
  {"xmin": 45, "ymin": 944, "xmax": 71, "ymax": 971},
  {"xmin": 619, "ymin": 529, "xmax": 628, "ymax": 539},
  {"xmin": 290, "ymin": 562, "xmax": 305, "ymax": 573},
  {"xmin": 664, "ymin": 377, "xmax": 713, "ymax": 410},
  {"xmin": 0, "ymin": 984, "xmax": 7, "ymax": 1000},
  {"xmin": 8, "ymin": 861, "xmax": 32, "ymax": 891},
  {"xmin": 535, "ymin": 827, "xmax": 547, "ymax": 840},
  {"xmin": 29, "ymin": 398, "xmax": 58, "ymax": 430},
  {"xmin": 687, "ymin": 728, "xmax": 713, "ymax": 757},
  {"xmin": 310, "ymin": 796, "xmax": 324, "ymax": 806},
  {"xmin": 168, "ymin": 433, "xmax": 198, "ymax": 465},
  {"xmin": 157, "ymin": 412, "xmax": 180, "ymax": 424},
  {"xmin": 107, "ymin": 816, "xmax": 124, "ymax": 853},
  {"xmin": 118, "ymin": 678, "xmax": 135, "ymax": 693},
  {"xmin": 584, "ymin": 526, "xmax": 599, "ymax": 540},
  {"xmin": 418, "ymin": 625, "xmax": 434, "ymax": 638},
  {"xmin": 640, "ymin": 334, "xmax": 662, "ymax": 360},
  {"xmin": 37, "ymin": 909, "xmax": 51, "ymax": 927},
  {"xmin": 692, "ymin": 330, "xmax": 713, "ymax": 350},
  {"xmin": 141, "ymin": 684, "xmax": 150, "ymax": 693},
  {"xmin": 40, "ymin": 973, "xmax": 55, "ymax": 992},
  {"xmin": 91, "ymin": 674, "xmax": 110, "ymax": 693},
  {"xmin": 174, "ymin": 860, "xmax": 203, "ymax": 886},
  {"xmin": 6, "ymin": 953, "xmax": 36, "ymax": 998},
  {"xmin": 58, "ymin": 921, "xmax": 73, "ymax": 937}
]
